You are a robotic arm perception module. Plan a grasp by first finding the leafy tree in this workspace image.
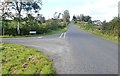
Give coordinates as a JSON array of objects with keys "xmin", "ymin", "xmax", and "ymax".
[
  {"xmin": 36, "ymin": 14, "xmax": 45, "ymax": 23},
  {"xmin": 0, "ymin": 1, "xmax": 12, "ymax": 35},
  {"xmin": 72, "ymin": 15, "xmax": 76, "ymax": 20},
  {"xmin": 53, "ymin": 12, "xmax": 58, "ymax": 19},
  {"xmin": 72, "ymin": 15, "xmax": 77, "ymax": 23},
  {"xmin": 79, "ymin": 14, "xmax": 84, "ymax": 21},
  {"xmin": 58, "ymin": 13, "xmax": 62, "ymax": 19},
  {"xmin": 63, "ymin": 10, "xmax": 70, "ymax": 23},
  {"xmin": 83, "ymin": 15, "xmax": 91, "ymax": 22},
  {"xmin": 76, "ymin": 15, "xmax": 80, "ymax": 20},
  {"xmin": 10, "ymin": 0, "xmax": 42, "ymax": 35}
]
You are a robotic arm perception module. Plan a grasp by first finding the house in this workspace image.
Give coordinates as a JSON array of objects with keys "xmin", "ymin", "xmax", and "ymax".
[{"xmin": 93, "ymin": 20, "xmax": 102, "ymax": 25}]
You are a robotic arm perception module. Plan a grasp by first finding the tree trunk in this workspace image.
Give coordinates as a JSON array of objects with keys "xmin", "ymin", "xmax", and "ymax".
[
  {"xmin": 17, "ymin": 14, "xmax": 20, "ymax": 35},
  {"xmin": 17, "ymin": 21, "xmax": 20, "ymax": 35},
  {"xmin": 2, "ymin": 16, "xmax": 4, "ymax": 36},
  {"xmin": 2, "ymin": 22, "xmax": 4, "ymax": 36}
]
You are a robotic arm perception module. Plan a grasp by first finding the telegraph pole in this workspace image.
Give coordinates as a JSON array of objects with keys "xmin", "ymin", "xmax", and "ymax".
[{"xmin": 118, "ymin": 1, "xmax": 120, "ymax": 19}]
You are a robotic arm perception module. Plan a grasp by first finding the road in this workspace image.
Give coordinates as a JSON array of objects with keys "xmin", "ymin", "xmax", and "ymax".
[{"xmin": 1, "ymin": 23, "xmax": 118, "ymax": 74}]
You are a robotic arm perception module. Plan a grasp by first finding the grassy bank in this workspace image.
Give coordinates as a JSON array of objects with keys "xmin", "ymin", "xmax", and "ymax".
[
  {"xmin": 0, "ymin": 27, "xmax": 67, "ymax": 38},
  {"xmin": 76, "ymin": 24, "xmax": 118, "ymax": 42},
  {"xmin": 0, "ymin": 43, "xmax": 55, "ymax": 74}
]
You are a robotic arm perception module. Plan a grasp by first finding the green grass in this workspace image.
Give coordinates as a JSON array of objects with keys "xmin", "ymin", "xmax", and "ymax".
[
  {"xmin": 0, "ymin": 27, "xmax": 68, "ymax": 38},
  {"xmin": 0, "ymin": 43, "xmax": 55, "ymax": 75},
  {"xmin": 47, "ymin": 27, "xmax": 67, "ymax": 35},
  {"xmin": 76, "ymin": 24, "xmax": 119, "ymax": 42}
]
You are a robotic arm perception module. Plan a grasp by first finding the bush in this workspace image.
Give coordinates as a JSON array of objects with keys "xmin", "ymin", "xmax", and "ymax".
[
  {"xmin": 21, "ymin": 21, "xmax": 30, "ymax": 35},
  {"xmin": 58, "ymin": 22, "xmax": 67, "ymax": 28},
  {"xmin": 4, "ymin": 20, "xmax": 17, "ymax": 36},
  {"xmin": 2, "ymin": 18, "xmax": 68, "ymax": 36}
]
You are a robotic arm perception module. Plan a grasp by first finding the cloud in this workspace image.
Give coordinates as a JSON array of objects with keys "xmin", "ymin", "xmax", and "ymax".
[
  {"xmin": 40, "ymin": 0, "xmax": 119, "ymax": 21},
  {"xmin": 68, "ymin": 0, "xmax": 119, "ymax": 21}
]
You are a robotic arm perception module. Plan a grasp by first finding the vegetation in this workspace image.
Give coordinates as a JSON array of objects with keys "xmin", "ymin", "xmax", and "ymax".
[
  {"xmin": 73, "ymin": 14, "xmax": 92, "ymax": 23},
  {"xmin": 0, "ymin": 0, "xmax": 42, "ymax": 35},
  {"xmin": 0, "ymin": 17, "xmax": 67, "ymax": 36},
  {"xmin": 0, "ymin": 43, "xmax": 55, "ymax": 74},
  {"xmin": 0, "ymin": 1, "xmax": 69, "ymax": 37},
  {"xmin": 0, "ymin": 26, "xmax": 67, "ymax": 38},
  {"xmin": 62, "ymin": 10, "xmax": 70, "ymax": 23},
  {"xmin": 73, "ymin": 15, "xmax": 119, "ymax": 42}
]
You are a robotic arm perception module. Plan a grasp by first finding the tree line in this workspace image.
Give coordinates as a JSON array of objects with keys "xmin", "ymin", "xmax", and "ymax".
[
  {"xmin": 0, "ymin": 0, "xmax": 70, "ymax": 36},
  {"xmin": 72, "ymin": 14, "xmax": 120, "ymax": 39}
]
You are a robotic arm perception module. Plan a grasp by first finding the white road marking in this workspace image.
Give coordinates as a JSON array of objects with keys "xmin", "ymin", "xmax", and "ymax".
[
  {"xmin": 38, "ymin": 36, "xmax": 43, "ymax": 39},
  {"xmin": 59, "ymin": 33, "xmax": 64, "ymax": 38},
  {"xmin": 59, "ymin": 32, "xmax": 66, "ymax": 38},
  {"xmin": 63, "ymin": 32, "xmax": 66, "ymax": 38}
]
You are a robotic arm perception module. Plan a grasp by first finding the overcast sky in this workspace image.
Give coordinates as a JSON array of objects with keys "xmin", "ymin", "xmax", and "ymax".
[{"xmin": 39, "ymin": 0, "xmax": 119, "ymax": 22}]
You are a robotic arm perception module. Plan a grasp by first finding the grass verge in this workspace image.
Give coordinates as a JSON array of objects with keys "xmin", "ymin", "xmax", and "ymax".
[
  {"xmin": 0, "ymin": 27, "xmax": 68, "ymax": 38},
  {"xmin": 76, "ymin": 24, "xmax": 119, "ymax": 42},
  {"xmin": 0, "ymin": 43, "xmax": 55, "ymax": 74}
]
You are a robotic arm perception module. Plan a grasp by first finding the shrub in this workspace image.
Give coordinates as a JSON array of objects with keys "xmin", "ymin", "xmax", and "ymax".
[
  {"xmin": 58, "ymin": 22, "xmax": 67, "ymax": 28},
  {"xmin": 2, "ymin": 18, "xmax": 68, "ymax": 36},
  {"xmin": 4, "ymin": 20, "xmax": 17, "ymax": 36}
]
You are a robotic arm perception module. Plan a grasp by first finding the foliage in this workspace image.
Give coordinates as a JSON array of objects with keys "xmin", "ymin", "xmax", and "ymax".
[
  {"xmin": 4, "ymin": 20, "xmax": 17, "ymax": 36},
  {"xmin": 0, "ymin": 0, "xmax": 42, "ymax": 35},
  {"xmin": 72, "ymin": 14, "xmax": 92, "ymax": 23},
  {"xmin": 2, "ymin": 17, "xmax": 68, "ymax": 36},
  {"xmin": 0, "ymin": 43, "xmax": 55, "ymax": 74},
  {"xmin": 76, "ymin": 17, "xmax": 120, "ymax": 42},
  {"xmin": 101, "ymin": 17, "xmax": 120, "ymax": 37},
  {"xmin": 62, "ymin": 10, "xmax": 70, "ymax": 23}
]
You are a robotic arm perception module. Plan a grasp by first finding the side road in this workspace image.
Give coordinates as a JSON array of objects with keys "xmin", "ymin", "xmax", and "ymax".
[{"xmin": 1, "ymin": 37, "xmax": 71, "ymax": 74}]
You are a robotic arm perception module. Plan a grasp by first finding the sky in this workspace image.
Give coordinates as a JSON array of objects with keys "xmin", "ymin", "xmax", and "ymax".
[
  {"xmin": 39, "ymin": 0, "xmax": 119, "ymax": 22},
  {"xmin": 0, "ymin": 0, "xmax": 119, "ymax": 22}
]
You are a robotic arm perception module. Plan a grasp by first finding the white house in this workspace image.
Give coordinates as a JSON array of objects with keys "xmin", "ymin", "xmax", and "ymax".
[{"xmin": 93, "ymin": 20, "xmax": 102, "ymax": 25}]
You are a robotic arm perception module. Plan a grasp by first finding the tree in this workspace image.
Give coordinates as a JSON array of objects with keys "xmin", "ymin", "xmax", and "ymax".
[
  {"xmin": 72, "ymin": 15, "xmax": 76, "ymax": 20},
  {"xmin": 0, "ymin": 1, "xmax": 13, "ymax": 35},
  {"xmin": 79, "ymin": 14, "xmax": 84, "ymax": 21},
  {"xmin": 36, "ymin": 14, "xmax": 45, "ymax": 23},
  {"xmin": 83, "ymin": 15, "xmax": 91, "ymax": 22},
  {"xmin": 72, "ymin": 15, "xmax": 77, "ymax": 23},
  {"xmin": 101, "ymin": 17, "xmax": 120, "ymax": 36},
  {"xmin": 58, "ymin": 13, "xmax": 61, "ymax": 19},
  {"xmin": 63, "ymin": 10, "xmax": 70, "ymax": 23},
  {"xmin": 11, "ymin": 0, "xmax": 42, "ymax": 35},
  {"xmin": 53, "ymin": 12, "xmax": 57, "ymax": 19},
  {"xmin": 76, "ymin": 15, "xmax": 80, "ymax": 20},
  {"xmin": 13, "ymin": 2, "xmax": 23, "ymax": 34}
]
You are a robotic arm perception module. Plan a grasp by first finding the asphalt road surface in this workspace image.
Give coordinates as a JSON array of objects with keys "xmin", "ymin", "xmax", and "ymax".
[{"xmin": 1, "ymin": 23, "xmax": 118, "ymax": 74}]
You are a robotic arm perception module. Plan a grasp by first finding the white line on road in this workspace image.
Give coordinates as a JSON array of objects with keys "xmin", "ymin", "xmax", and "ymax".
[
  {"xmin": 38, "ymin": 36, "xmax": 43, "ymax": 39},
  {"xmin": 59, "ymin": 33, "xmax": 64, "ymax": 38},
  {"xmin": 59, "ymin": 32, "xmax": 66, "ymax": 38},
  {"xmin": 63, "ymin": 32, "xmax": 66, "ymax": 38}
]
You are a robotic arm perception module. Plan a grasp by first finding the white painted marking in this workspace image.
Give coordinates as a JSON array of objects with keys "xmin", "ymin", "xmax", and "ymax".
[
  {"xmin": 59, "ymin": 33, "xmax": 63, "ymax": 38},
  {"xmin": 63, "ymin": 32, "xmax": 66, "ymax": 38},
  {"xmin": 38, "ymin": 36, "xmax": 43, "ymax": 39}
]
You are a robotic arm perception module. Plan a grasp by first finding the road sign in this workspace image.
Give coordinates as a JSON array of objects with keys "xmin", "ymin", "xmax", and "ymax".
[{"xmin": 29, "ymin": 31, "xmax": 36, "ymax": 34}]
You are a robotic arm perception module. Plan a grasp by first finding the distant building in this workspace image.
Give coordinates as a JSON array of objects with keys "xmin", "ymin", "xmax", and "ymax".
[
  {"xmin": 93, "ymin": 20, "xmax": 102, "ymax": 25},
  {"xmin": 118, "ymin": 1, "xmax": 120, "ymax": 19}
]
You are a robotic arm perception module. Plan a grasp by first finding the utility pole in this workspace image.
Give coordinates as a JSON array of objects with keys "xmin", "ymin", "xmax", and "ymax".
[{"xmin": 118, "ymin": 1, "xmax": 120, "ymax": 19}]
